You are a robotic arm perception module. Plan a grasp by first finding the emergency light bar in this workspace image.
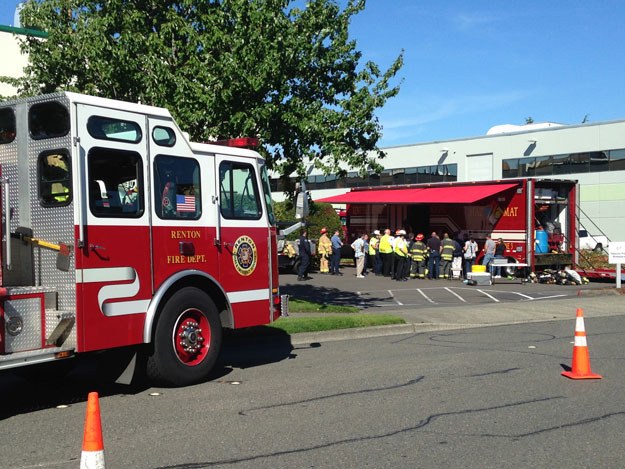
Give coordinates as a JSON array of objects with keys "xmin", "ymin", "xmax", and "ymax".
[{"xmin": 211, "ymin": 137, "xmax": 259, "ymax": 148}]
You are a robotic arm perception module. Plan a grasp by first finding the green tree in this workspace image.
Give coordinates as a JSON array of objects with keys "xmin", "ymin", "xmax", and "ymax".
[
  {"xmin": 273, "ymin": 199, "xmax": 340, "ymax": 241},
  {"xmin": 14, "ymin": 0, "xmax": 403, "ymax": 196}
]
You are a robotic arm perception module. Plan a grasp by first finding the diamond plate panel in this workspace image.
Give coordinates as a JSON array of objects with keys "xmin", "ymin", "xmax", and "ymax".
[
  {"xmin": 3, "ymin": 297, "xmax": 43, "ymax": 353},
  {"xmin": 45, "ymin": 309, "xmax": 77, "ymax": 350},
  {"xmin": 25, "ymin": 94, "xmax": 76, "ymax": 312}
]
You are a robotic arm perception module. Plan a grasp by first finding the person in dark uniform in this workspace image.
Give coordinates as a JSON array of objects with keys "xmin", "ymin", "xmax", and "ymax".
[
  {"xmin": 426, "ymin": 231, "xmax": 441, "ymax": 279},
  {"xmin": 298, "ymin": 228, "xmax": 312, "ymax": 281}
]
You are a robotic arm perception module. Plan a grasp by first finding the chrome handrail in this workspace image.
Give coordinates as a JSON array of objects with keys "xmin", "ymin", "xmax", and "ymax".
[{"xmin": 1, "ymin": 177, "xmax": 11, "ymax": 270}]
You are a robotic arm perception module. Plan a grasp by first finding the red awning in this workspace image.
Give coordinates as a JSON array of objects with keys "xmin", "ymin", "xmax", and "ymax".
[{"xmin": 315, "ymin": 183, "xmax": 519, "ymax": 204}]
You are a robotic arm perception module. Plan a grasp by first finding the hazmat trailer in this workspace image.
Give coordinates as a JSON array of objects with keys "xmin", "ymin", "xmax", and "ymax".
[
  {"xmin": 317, "ymin": 178, "xmax": 580, "ymax": 275},
  {"xmin": 0, "ymin": 92, "xmax": 285, "ymax": 386}
]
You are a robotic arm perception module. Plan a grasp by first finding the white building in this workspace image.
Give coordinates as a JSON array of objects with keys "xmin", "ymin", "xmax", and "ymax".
[
  {"xmin": 272, "ymin": 120, "xmax": 625, "ymax": 243},
  {"xmin": 0, "ymin": 24, "xmax": 46, "ymax": 98}
]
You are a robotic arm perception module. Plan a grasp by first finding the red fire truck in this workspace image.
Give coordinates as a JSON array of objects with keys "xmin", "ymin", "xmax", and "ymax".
[
  {"xmin": 318, "ymin": 178, "xmax": 580, "ymax": 274},
  {"xmin": 0, "ymin": 92, "xmax": 284, "ymax": 386}
]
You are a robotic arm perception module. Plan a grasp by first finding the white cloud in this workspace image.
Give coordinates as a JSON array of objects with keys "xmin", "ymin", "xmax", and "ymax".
[
  {"xmin": 381, "ymin": 90, "xmax": 529, "ymax": 131},
  {"xmin": 376, "ymin": 89, "xmax": 533, "ymax": 146}
]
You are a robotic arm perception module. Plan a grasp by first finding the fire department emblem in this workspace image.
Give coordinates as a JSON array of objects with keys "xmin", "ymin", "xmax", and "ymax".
[{"xmin": 233, "ymin": 236, "xmax": 257, "ymax": 276}]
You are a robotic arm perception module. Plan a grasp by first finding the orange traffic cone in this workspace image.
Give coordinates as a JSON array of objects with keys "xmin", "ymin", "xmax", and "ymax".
[
  {"xmin": 561, "ymin": 308, "xmax": 602, "ymax": 380},
  {"xmin": 80, "ymin": 392, "xmax": 106, "ymax": 468}
]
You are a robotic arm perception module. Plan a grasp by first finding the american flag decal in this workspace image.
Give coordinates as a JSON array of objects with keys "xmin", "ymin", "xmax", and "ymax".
[{"xmin": 176, "ymin": 194, "xmax": 196, "ymax": 212}]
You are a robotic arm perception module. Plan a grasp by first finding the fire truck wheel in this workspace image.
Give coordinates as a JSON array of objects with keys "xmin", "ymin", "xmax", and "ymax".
[{"xmin": 147, "ymin": 287, "xmax": 222, "ymax": 387}]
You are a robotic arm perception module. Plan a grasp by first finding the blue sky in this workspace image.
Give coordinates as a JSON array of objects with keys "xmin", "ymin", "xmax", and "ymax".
[{"xmin": 3, "ymin": 1, "xmax": 625, "ymax": 148}]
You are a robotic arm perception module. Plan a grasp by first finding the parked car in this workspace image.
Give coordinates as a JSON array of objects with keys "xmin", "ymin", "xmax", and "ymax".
[{"xmin": 578, "ymin": 230, "xmax": 609, "ymax": 252}]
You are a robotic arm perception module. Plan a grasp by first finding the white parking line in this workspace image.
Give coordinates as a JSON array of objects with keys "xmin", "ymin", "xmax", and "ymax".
[
  {"xmin": 417, "ymin": 289, "xmax": 436, "ymax": 304},
  {"xmin": 356, "ymin": 286, "xmax": 570, "ymax": 308},
  {"xmin": 477, "ymin": 289, "xmax": 500, "ymax": 302},
  {"xmin": 444, "ymin": 287, "xmax": 467, "ymax": 303},
  {"xmin": 507, "ymin": 291, "xmax": 534, "ymax": 300},
  {"xmin": 531, "ymin": 294, "xmax": 568, "ymax": 300},
  {"xmin": 388, "ymin": 289, "xmax": 403, "ymax": 306}
]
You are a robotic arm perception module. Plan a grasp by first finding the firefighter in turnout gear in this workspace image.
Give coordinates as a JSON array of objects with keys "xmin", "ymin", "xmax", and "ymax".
[
  {"xmin": 318, "ymin": 227, "xmax": 332, "ymax": 273},
  {"xmin": 283, "ymin": 241, "xmax": 297, "ymax": 258},
  {"xmin": 440, "ymin": 232, "xmax": 456, "ymax": 279},
  {"xmin": 409, "ymin": 233, "xmax": 428, "ymax": 279}
]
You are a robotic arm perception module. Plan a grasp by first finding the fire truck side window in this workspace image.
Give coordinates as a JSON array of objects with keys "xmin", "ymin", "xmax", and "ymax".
[
  {"xmin": 152, "ymin": 126, "xmax": 176, "ymax": 147},
  {"xmin": 87, "ymin": 115, "xmax": 142, "ymax": 143},
  {"xmin": 154, "ymin": 155, "xmax": 201, "ymax": 219},
  {"xmin": 88, "ymin": 148, "xmax": 144, "ymax": 217},
  {"xmin": 38, "ymin": 150, "xmax": 72, "ymax": 206},
  {"xmin": 219, "ymin": 162, "xmax": 262, "ymax": 220},
  {"xmin": 29, "ymin": 101, "xmax": 70, "ymax": 140},
  {"xmin": 0, "ymin": 108, "xmax": 16, "ymax": 144}
]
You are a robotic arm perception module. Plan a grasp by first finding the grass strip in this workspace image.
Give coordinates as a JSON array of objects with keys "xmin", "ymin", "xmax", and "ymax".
[
  {"xmin": 269, "ymin": 314, "xmax": 405, "ymax": 334},
  {"xmin": 288, "ymin": 298, "xmax": 360, "ymax": 313}
]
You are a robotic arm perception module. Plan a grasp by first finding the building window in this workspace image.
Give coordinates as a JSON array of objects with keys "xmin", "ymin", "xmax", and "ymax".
[
  {"xmin": 270, "ymin": 163, "xmax": 458, "ymax": 193},
  {"xmin": 609, "ymin": 149, "xmax": 625, "ymax": 171},
  {"xmin": 503, "ymin": 150, "xmax": 622, "ymax": 177}
]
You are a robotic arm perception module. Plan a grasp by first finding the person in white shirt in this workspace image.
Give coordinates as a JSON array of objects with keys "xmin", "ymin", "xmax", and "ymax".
[
  {"xmin": 463, "ymin": 235, "xmax": 478, "ymax": 279},
  {"xmin": 351, "ymin": 234, "xmax": 367, "ymax": 278}
]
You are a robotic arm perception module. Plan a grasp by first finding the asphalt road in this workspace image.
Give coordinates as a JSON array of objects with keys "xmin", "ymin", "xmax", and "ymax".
[
  {"xmin": 2, "ymin": 313, "xmax": 624, "ymax": 468},
  {"xmin": 0, "ymin": 273, "xmax": 622, "ymax": 468}
]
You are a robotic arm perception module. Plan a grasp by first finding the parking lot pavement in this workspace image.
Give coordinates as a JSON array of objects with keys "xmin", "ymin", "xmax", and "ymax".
[
  {"xmin": 355, "ymin": 284, "xmax": 569, "ymax": 309},
  {"xmin": 280, "ymin": 268, "xmax": 625, "ymax": 334},
  {"xmin": 280, "ymin": 266, "xmax": 612, "ymax": 312}
]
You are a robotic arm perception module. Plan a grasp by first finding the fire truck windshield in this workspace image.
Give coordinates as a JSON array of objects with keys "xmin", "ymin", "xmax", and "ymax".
[{"xmin": 260, "ymin": 164, "xmax": 275, "ymax": 226}]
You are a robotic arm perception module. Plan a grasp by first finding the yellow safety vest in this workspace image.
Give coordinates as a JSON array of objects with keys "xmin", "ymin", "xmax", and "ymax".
[
  {"xmin": 379, "ymin": 234, "xmax": 392, "ymax": 254},
  {"xmin": 394, "ymin": 238, "xmax": 408, "ymax": 257},
  {"xmin": 369, "ymin": 236, "xmax": 379, "ymax": 255}
]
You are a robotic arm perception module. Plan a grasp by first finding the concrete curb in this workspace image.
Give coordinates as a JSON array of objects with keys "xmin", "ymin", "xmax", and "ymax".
[
  {"xmin": 288, "ymin": 318, "xmax": 584, "ymax": 346},
  {"xmin": 289, "ymin": 323, "xmax": 477, "ymax": 345}
]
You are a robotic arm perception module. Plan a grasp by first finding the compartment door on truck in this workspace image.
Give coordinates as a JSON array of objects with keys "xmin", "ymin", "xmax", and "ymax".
[
  {"xmin": 216, "ymin": 154, "xmax": 271, "ymax": 328},
  {"xmin": 76, "ymin": 104, "xmax": 151, "ymax": 351}
]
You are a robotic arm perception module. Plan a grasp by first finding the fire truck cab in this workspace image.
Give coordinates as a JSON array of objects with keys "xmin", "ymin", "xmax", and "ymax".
[{"xmin": 0, "ymin": 92, "xmax": 283, "ymax": 386}]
